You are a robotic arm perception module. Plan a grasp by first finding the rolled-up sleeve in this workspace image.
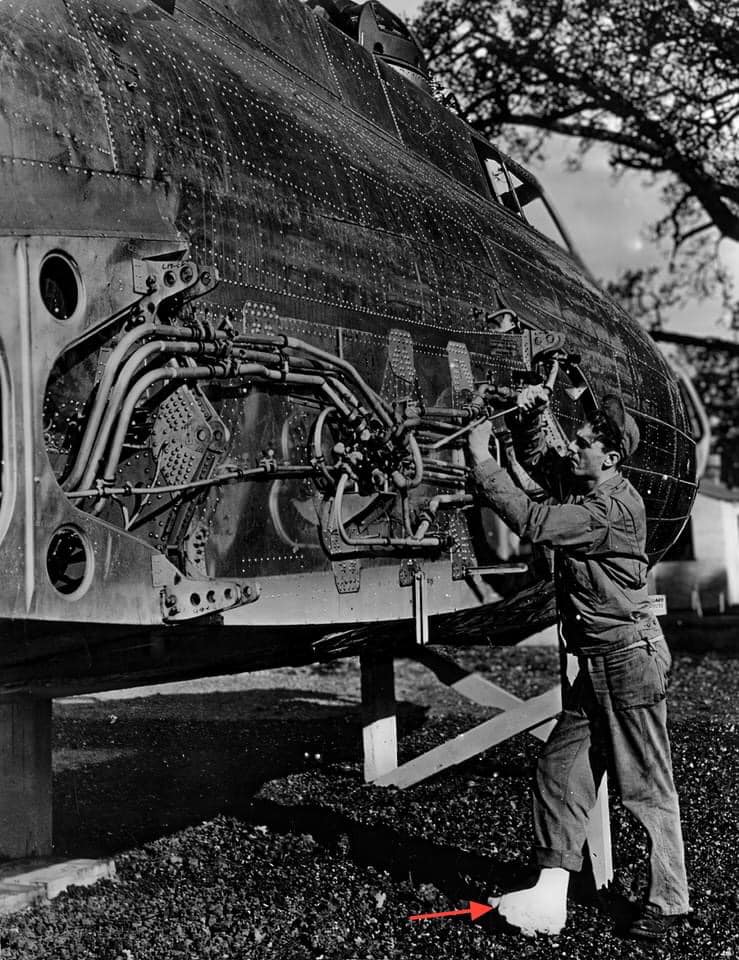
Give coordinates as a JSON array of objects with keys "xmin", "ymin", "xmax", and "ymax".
[{"xmin": 473, "ymin": 458, "xmax": 608, "ymax": 552}]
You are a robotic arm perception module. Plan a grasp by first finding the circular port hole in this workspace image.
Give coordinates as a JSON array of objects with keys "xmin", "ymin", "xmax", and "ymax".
[
  {"xmin": 46, "ymin": 526, "xmax": 91, "ymax": 597},
  {"xmin": 190, "ymin": 592, "xmax": 201, "ymax": 607},
  {"xmin": 39, "ymin": 253, "xmax": 80, "ymax": 320}
]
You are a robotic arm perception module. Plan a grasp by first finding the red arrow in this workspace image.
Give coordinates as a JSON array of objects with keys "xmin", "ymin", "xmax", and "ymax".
[{"xmin": 409, "ymin": 901, "xmax": 494, "ymax": 922}]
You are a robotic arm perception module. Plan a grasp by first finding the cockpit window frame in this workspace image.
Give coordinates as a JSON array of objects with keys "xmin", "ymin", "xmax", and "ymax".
[{"xmin": 472, "ymin": 136, "xmax": 586, "ymax": 269}]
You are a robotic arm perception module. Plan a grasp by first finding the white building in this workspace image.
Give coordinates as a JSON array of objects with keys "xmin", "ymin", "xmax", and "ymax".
[{"xmin": 650, "ymin": 469, "xmax": 739, "ymax": 612}]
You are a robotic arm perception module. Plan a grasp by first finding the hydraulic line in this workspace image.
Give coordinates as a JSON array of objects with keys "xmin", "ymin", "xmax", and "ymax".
[
  {"xmin": 100, "ymin": 360, "xmax": 245, "ymax": 485},
  {"xmin": 286, "ymin": 340, "xmax": 392, "ymax": 426},
  {"xmin": 333, "ymin": 472, "xmax": 441, "ymax": 550},
  {"xmin": 71, "ymin": 324, "xmax": 415, "ymax": 496},
  {"xmin": 67, "ymin": 464, "xmax": 312, "ymax": 500},
  {"xmin": 405, "ymin": 433, "xmax": 424, "ymax": 488},
  {"xmin": 412, "ymin": 493, "xmax": 473, "ymax": 541},
  {"xmin": 423, "ymin": 406, "xmax": 469, "ymax": 419},
  {"xmin": 67, "ymin": 327, "xmax": 282, "ymax": 490},
  {"xmin": 311, "ymin": 405, "xmax": 337, "ymax": 484},
  {"xmin": 62, "ymin": 315, "xmax": 498, "ymax": 563},
  {"xmin": 75, "ymin": 338, "xmax": 222, "ymax": 493},
  {"xmin": 64, "ymin": 322, "xmax": 198, "ymax": 490},
  {"xmin": 99, "ymin": 362, "xmax": 360, "ymax": 487},
  {"xmin": 245, "ymin": 334, "xmax": 394, "ymax": 429},
  {"xmin": 422, "ymin": 458, "xmax": 468, "ymax": 475},
  {"xmin": 268, "ymin": 478, "xmax": 323, "ymax": 552},
  {"xmin": 401, "ymin": 489, "xmax": 413, "ymax": 536}
]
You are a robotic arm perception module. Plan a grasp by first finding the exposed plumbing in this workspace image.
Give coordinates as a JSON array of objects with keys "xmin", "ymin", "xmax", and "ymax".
[{"xmin": 52, "ymin": 266, "xmax": 569, "ymax": 569}]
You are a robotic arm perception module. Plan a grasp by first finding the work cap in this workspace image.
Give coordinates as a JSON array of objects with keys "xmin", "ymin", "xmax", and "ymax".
[{"xmin": 600, "ymin": 394, "xmax": 640, "ymax": 459}]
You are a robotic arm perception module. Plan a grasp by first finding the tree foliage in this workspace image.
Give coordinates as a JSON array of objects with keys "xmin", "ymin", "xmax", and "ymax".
[{"xmin": 415, "ymin": 0, "xmax": 739, "ymax": 318}]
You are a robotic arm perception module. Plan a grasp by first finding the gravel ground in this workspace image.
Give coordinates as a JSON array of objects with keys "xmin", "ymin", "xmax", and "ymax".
[{"xmin": 0, "ymin": 644, "xmax": 737, "ymax": 959}]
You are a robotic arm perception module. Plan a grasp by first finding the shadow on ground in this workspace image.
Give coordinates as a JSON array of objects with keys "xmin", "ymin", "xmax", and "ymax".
[{"xmin": 52, "ymin": 687, "xmax": 429, "ymax": 858}]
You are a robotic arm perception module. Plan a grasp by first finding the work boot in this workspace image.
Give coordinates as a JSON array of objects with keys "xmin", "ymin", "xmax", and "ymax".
[
  {"xmin": 488, "ymin": 867, "xmax": 568, "ymax": 937},
  {"xmin": 627, "ymin": 904, "xmax": 687, "ymax": 941}
]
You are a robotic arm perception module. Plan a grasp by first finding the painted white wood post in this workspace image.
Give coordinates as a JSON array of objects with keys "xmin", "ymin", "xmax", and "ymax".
[{"xmin": 360, "ymin": 651, "xmax": 397, "ymax": 781}]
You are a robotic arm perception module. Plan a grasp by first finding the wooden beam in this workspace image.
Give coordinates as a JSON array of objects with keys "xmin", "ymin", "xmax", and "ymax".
[
  {"xmin": 0, "ymin": 697, "xmax": 52, "ymax": 858},
  {"xmin": 371, "ymin": 686, "xmax": 562, "ymax": 789},
  {"xmin": 373, "ymin": 647, "xmax": 613, "ymax": 886},
  {"xmin": 360, "ymin": 651, "xmax": 397, "ymax": 781},
  {"xmin": 410, "ymin": 647, "xmax": 555, "ymax": 740},
  {"xmin": 585, "ymin": 778, "xmax": 613, "ymax": 889}
]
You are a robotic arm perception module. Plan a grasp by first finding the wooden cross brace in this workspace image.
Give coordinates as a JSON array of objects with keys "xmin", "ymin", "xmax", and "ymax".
[{"xmin": 360, "ymin": 646, "xmax": 613, "ymax": 889}]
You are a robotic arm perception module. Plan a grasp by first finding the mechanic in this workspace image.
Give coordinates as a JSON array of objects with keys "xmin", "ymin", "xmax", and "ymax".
[{"xmin": 467, "ymin": 386, "xmax": 690, "ymax": 941}]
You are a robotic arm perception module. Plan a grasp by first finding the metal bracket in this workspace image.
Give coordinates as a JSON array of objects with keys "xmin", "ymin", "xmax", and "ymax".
[
  {"xmin": 381, "ymin": 328, "xmax": 418, "ymax": 403},
  {"xmin": 330, "ymin": 532, "xmax": 362, "ymax": 593},
  {"xmin": 540, "ymin": 409, "xmax": 571, "ymax": 457},
  {"xmin": 132, "ymin": 257, "xmax": 218, "ymax": 314},
  {"xmin": 151, "ymin": 554, "xmax": 259, "ymax": 622},
  {"xmin": 183, "ymin": 522, "xmax": 209, "ymax": 578},
  {"xmin": 465, "ymin": 563, "xmax": 528, "ymax": 575},
  {"xmin": 159, "ymin": 576, "xmax": 260, "ymax": 623},
  {"xmin": 446, "ymin": 341, "xmax": 475, "ymax": 405},
  {"xmin": 526, "ymin": 329, "xmax": 566, "ymax": 362},
  {"xmin": 412, "ymin": 567, "xmax": 429, "ymax": 646},
  {"xmin": 387, "ymin": 328, "xmax": 416, "ymax": 381},
  {"xmin": 448, "ymin": 510, "xmax": 477, "ymax": 580},
  {"xmin": 398, "ymin": 558, "xmax": 415, "ymax": 587},
  {"xmin": 332, "ymin": 560, "xmax": 362, "ymax": 594}
]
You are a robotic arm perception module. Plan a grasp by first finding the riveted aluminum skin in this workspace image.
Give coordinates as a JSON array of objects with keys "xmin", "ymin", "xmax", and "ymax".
[{"xmin": 0, "ymin": 0, "xmax": 696, "ymax": 694}]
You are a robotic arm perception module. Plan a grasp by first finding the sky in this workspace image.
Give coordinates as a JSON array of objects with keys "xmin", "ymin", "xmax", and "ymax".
[{"xmin": 384, "ymin": 0, "xmax": 739, "ymax": 338}]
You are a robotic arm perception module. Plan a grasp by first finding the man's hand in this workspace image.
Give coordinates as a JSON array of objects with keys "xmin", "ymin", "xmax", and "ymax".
[
  {"xmin": 517, "ymin": 384, "xmax": 551, "ymax": 413},
  {"xmin": 467, "ymin": 418, "xmax": 495, "ymax": 466}
]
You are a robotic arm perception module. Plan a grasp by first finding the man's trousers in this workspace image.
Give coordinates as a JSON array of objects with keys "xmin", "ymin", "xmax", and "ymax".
[{"xmin": 533, "ymin": 636, "xmax": 690, "ymax": 915}]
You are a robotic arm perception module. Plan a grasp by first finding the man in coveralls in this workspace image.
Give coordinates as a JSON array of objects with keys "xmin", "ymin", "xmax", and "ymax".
[{"xmin": 467, "ymin": 387, "xmax": 690, "ymax": 940}]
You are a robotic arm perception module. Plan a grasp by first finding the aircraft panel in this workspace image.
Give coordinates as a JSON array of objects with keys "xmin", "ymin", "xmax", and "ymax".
[
  {"xmin": 0, "ymin": 0, "xmax": 117, "ymax": 172},
  {"xmin": 181, "ymin": 0, "xmax": 340, "ymax": 98},
  {"xmin": 0, "ymin": 0, "xmax": 699, "ymax": 696},
  {"xmin": 316, "ymin": 18, "xmax": 398, "ymax": 136},
  {"xmin": 376, "ymin": 60, "xmax": 489, "ymax": 196}
]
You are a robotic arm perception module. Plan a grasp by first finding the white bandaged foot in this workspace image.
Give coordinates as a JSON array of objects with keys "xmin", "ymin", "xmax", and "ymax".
[{"xmin": 487, "ymin": 867, "xmax": 568, "ymax": 937}]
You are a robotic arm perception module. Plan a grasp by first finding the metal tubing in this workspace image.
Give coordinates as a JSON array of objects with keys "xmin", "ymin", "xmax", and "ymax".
[
  {"xmin": 333, "ymin": 473, "xmax": 441, "ymax": 550},
  {"xmin": 100, "ymin": 363, "xmax": 351, "ymax": 486},
  {"xmin": 405, "ymin": 433, "xmax": 424, "ymax": 488},
  {"xmin": 311, "ymin": 405, "xmax": 337, "ymax": 484},
  {"xmin": 283, "ymin": 337, "xmax": 394, "ymax": 428},
  {"xmin": 422, "ymin": 407, "xmax": 468, "ymax": 419},
  {"xmin": 427, "ymin": 407, "xmax": 517, "ymax": 452},
  {"xmin": 63, "ymin": 323, "xmax": 201, "ymax": 490},
  {"xmin": 100, "ymin": 361, "xmax": 239, "ymax": 483},
  {"xmin": 67, "ymin": 465, "xmax": 312, "ymax": 499},
  {"xmin": 268, "ymin": 478, "xmax": 322, "ymax": 552},
  {"xmin": 75, "ymin": 339, "xmax": 221, "ymax": 492},
  {"xmin": 412, "ymin": 493, "xmax": 473, "ymax": 541}
]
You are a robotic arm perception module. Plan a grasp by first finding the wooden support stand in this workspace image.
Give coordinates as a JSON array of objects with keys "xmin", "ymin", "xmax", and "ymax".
[
  {"xmin": 359, "ymin": 647, "xmax": 613, "ymax": 889},
  {"xmin": 0, "ymin": 697, "xmax": 53, "ymax": 859},
  {"xmin": 360, "ymin": 651, "xmax": 397, "ymax": 781},
  {"xmin": 0, "ymin": 697, "xmax": 119, "ymax": 914}
]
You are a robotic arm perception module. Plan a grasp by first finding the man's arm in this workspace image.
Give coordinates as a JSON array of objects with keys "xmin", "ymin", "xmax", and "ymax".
[
  {"xmin": 473, "ymin": 457, "xmax": 606, "ymax": 550},
  {"xmin": 467, "ymin": 421, "xmax": 607, "ymax": 552}
]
